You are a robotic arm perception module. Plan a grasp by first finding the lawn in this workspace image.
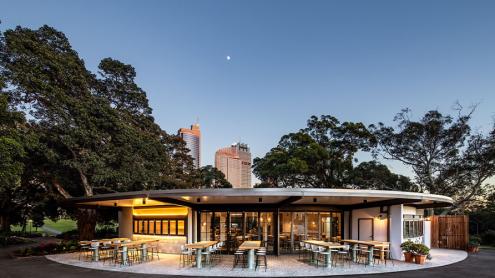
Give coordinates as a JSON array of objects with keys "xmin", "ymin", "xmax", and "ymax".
[{"xmin": 10, "ymin": 218, "xmax": 77, "ymax": 235}]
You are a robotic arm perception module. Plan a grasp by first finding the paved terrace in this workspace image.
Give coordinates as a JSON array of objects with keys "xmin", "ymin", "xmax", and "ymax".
[
  {"xmin": 41, "ymin": 248, "xmax": 465, "ymax": 277},
  {"xmin": 2, "ymin": 249, "xmax": 495, "ymax": 278}
]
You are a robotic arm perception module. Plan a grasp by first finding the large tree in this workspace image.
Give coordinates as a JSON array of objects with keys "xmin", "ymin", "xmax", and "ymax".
[
  {"xmin": 371, "ymin": 109, "xmax": 495, "ymax": 211},
  {"xmin": 0, "ymin": 25, "xmax": 195, "ymax": 238},
  {"xmin": 253, "ymin": 115, "xmax": 376, "ymax": 188},
  {"xmin": 349, "ymin": 161, "xmax": 419, "ymax": 192},
  {"xmin": 194, "ymin": 165, "xmax": 232, "ymax": 188}
]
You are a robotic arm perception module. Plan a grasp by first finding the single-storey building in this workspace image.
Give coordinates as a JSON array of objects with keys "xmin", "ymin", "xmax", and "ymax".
[{"xmin": 70, "ymin": 188, "xmax": 452, "ymax": 260}]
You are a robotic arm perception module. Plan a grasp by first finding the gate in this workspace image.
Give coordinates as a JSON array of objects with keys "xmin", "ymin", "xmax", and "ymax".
[{"xmin": 431, "ymin": 215, "xmax": 469, "ymax": 250}]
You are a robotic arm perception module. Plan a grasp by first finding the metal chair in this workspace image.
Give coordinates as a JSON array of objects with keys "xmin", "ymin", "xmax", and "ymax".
[
  {"xmin": 232, "ymin": 249, "xmax": 247, "ymax": 269},
  {"xmin": 255, "ymin": 247, "xmax": 268, "ymax": 271}
]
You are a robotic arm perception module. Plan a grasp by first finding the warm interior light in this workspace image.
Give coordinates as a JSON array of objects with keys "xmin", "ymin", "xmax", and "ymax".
[{"xmin": 133, "ymin": 207, "xmax": 188, "ymax": 216}]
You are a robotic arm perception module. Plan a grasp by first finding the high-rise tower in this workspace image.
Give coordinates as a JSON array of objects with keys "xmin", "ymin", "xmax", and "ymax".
[
  {"xmin": 178, "ymin": 123, "xmax": 201, "ymax": 168},
  {"xmin": 215, "ymin": 142, "xmax": 252, "ymax": 188}
]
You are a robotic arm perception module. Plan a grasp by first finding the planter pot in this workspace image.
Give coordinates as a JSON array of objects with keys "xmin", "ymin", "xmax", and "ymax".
[
  {"xmin": 404, "ymin": 252, "xmax": 414, "ymax": 263},
  {"xmin": 415, "ymin": 254, "xmax": 427, "ymax": 264},
  {"xmin": 467, "ymin": 246, "xmax": 479, "ymax": 253}
]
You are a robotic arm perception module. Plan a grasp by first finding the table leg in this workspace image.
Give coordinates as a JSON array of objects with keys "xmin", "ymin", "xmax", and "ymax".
[
  {"xmin": 367, "ymin": 246, "xmax": 374, "ymax": 266},
  {"xmin": 196, "ymin": 248, "xmax": 202, "ymax": 268},
  {"xmin": 380, "ymin": 247, "xmax": 384, "ymax": 261},
  {"xmin": 122, "ymin": 246, "xmax": 128, "ymax": 266},
  {"xmin": 325, "ymin": 248, "xmax": 332, "ymax": 269},
  {"xmin": 352, "ymin": 244, "xmax": 357, "ymax": 263},
  {"xmin": 247, "ymin": 249, "xmax": 255, "ymax": 270},
  {"xmin": 93, "ymin": 246, "xmax": 100, "ymax": 262},
  {"xmin": 141, "ymin": 243, "xmax": 148, "ymax": 262}
]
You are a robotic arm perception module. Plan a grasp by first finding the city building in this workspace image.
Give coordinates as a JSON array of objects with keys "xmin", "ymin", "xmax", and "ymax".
[
  {"xmin": 215, "ymin": 142, "xmax": 252, "ymax": 188},
  {"xmin": 178, "ymin": 123, "xmax": 201, "ymax": 168}
]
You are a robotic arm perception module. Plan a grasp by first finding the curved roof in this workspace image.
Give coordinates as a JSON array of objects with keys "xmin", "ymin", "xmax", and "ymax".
[{"xmin": 70, "ymin": 188, "xmax": 453, "ymax": 209}]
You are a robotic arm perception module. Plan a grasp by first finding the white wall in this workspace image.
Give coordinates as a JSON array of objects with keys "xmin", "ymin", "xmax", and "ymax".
[
  {"xmin": 118, "ymin": 207, "xmax": 133, "ymax": 239},
  {"xmin": 389, "ymin": 204, "xmax": 403, "ymax": 260},
  {"xmin": 187, "ymin": 208, "xmax": 193, "ymax": 243},
  {"xmin": 351, "ymin": 207, "xmax": 387, "ymax": 242}
]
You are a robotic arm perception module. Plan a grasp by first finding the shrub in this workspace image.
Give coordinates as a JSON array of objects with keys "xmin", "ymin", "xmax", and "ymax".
[
  {"xmin": 13, "ymin": 240, "xmax": 79, "ymax": 257},
  {"xmin": 481, "ymin": 230, "xmax": 495, "ymax": 246},
  {"xmin": 469, "ymin": 235, "xmax": 482, "ymax": 246},
  {"xmin": 400, "ymin": 240, "xmax": 415, "ymax": 253},
  {"xmin": 411, "ymin": 243, "xmax": 430, "ymax": 255}
]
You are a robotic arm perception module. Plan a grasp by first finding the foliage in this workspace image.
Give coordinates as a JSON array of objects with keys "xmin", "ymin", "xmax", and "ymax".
[
  {"xmin": 0, "ymin": 25, "xmax": 199, "ymax": 237},
  {"xmin": 469, "ymin": 235, "xmax": 481, "ymax": 246},
  {"xmin": 411, "ymin": 243, "xmax": 430, "ymax": 255},
  {"xmin": 0, "ymin": 233, "xmax": 33, "ymax": 246},
  {"xmin": 14, "ymin": 240, "xmax": 79, "ymax": 257},
  {"xmin": 481, "ymin": 230, "xmax": 495, "ymax": 246},
  {"xmin": 194, "ymin": 165, "xmax": 232, "ymax": 188},
  {"xmin": 371, "ymin": 108, "xmax": 495, "ymax": 211},
  {"xmin": 253, "ymin": 115, "xmax": 376, "ymax": 188},
  {"xmin": 400, "ymin": 240, "xmax": 415, "ymax": 253},
  {"xmin": 349, "ymin": 161, "xmax": 419, "ymax": 191}
]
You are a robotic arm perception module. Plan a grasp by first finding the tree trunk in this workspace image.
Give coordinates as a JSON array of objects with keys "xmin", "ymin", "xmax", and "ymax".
[
  {"xmin": 0, "ymin": 214, "xmax": 11, "ymax": 233},
  {"xmin": 77, "ymin": 208, "xmax": 97, "ymax": 240}
]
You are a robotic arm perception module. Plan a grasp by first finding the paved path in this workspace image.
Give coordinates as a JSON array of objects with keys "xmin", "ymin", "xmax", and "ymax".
[{"xmin": 0, "ymin": 247, "xmax": 493, "ymax": 278}]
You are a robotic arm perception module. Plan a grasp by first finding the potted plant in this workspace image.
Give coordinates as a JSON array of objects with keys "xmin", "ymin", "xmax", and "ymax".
[
  {"xmin": 400, "ymin": 240, "xmax": 415, "ymax": 263},
  {"xmin": 468, "ymin": 235, "xmax": 481, "ymax": 253},
  {"xmin": 411, "ymin": 243, "xmax": 430, "ymax": 265}
]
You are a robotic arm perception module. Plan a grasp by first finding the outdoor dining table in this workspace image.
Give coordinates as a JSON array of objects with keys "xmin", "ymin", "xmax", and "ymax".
[
  {"xmin": 79, "ymin": 238, "xmax": 130, "ymax": 262},
  {"xmin": 111, "ymin": 239, "xmax": 159, "ymax": 265},
  {"xmin": 304, "ymin": 240, "xmax": 346, "ymax": 269},
  {"xmin": 340, "ymin": 239, "xmax": 390, "ymax": 266},
  {"xmin": 185, "ymin": 241, "xmax": 218, "ymax": 269},
  {"xmin": 237, "ymin": 240, "xmax": 261, "ymax": 270}
]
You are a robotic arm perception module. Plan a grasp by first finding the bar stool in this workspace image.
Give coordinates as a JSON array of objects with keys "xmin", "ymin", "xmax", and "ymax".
[
  {"xmin": 88, "ymin": 242, "xmax": 100, "ymax": 261},
  {"xmin": 310, "ymin": 245, "xmax": 320, "ymax": 265},
  {"xmin": 255, "ymin": 247, "xmax": 268, "ymax": 271},
  {"xmin": 146, "ymin": 242, "xmax": 160, "ymax": 261},
  {"xmin": 201, "ymin": 246, "xmax": 214, "ymax": 268},
  {"xmin": 232, "ymin": 249, "xmax": 247, "ymax": 269},
  {"xmin": 179, "ymin": 245, "xmax": 193, "ymax": 267},
  {"xmin": 334, "ymin": 244, "xmax": 351, "ymax": 267},
  {"xmin": 315, "ymin": 246, "xmax": 330, "ymax": 268},
  {"xmin": 78, "ymin": 243, "xmax": 90, "ymax": 261}
]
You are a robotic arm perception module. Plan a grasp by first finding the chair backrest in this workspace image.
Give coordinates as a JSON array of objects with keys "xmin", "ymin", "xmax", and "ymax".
[
  {"xmin": 113, "ymin": 240, "xmax": 121, "ymax": 244},
  {"xmin": 90, "ymin": 242, "xmax": 100, "ymax": 247},
  {"xmin": 343, "ymin": 244, "xmax": 350, "ymax": 251},
  {"xmin": 318, "ymin": 246, "xmax": 325, "ymax": 252},
  {"xmin": 299, "ymin": 241, "xmax": 305, "ymax": 248},
  {"xmin": 125, "ymin": 239, "xmax": 132, "ymax": 243},
  {"xmin": 312, "ymin": 245, "xmax": 318, "ymax": 251},
  {"xmin": 180, "ymin": 245, "xmax": 187, "ymax": 252},
  {"xmin": 103, "ymin": 241, "xmax": 112, "ymax": 246}
]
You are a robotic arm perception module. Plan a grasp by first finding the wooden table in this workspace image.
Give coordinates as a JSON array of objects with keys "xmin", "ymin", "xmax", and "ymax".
[
  {"xmin": 238, "ymin": 241, "xmax": 261, "ymax": 270},
  {"xmin": 304, "ymin": 240, "xmax": 346, "ymax": 268},
  {"xmin": 111, "ymin": 239, "xmax": 159, "ymax": 265},
  {"xmin": 185, "ymin": 241, "xmax": 218, "ymax": 268},
  {"xmin": 79, "ymin": 238, "xmax": 130, "ymax": 262},
  {"xmin": 341, "ymin": 240, "xmax": 390, "ymax": 266}
]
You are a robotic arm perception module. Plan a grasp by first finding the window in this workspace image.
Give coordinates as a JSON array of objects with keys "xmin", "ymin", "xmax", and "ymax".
[
  {"xmin": 403, "ymin": 215, "xmax": 424, "ymax": 238},
  {"xmin": 133, "ymin": 218, "xmax": 186, "ymax": 236}
]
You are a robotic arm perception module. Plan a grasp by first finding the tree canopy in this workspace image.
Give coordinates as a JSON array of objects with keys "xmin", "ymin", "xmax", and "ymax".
[
  {"xmin": 0, "ymin": 25, "xmax": 197, "ymax": 237},
  {"xmin": 371, "ymin": 108, "xmax": 495, "ymax": 211},
  {"xmin": 253, "ymin": 115, "xmax": 376, "ymax": 188}
]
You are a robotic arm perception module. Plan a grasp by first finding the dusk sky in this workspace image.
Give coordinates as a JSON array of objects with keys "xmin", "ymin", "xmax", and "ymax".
[{"xmin": 2, "ymin": 0, "xmax": 495, "ymax": 181}]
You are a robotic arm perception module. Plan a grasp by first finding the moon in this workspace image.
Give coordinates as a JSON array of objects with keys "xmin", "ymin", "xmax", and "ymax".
[{"xmin": 226, "ymin": 55, "xmax": 231, "ymax": 61}]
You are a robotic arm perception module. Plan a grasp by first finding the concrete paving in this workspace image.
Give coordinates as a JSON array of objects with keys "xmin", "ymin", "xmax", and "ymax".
[
  {"xmin": 0, "ymin": 247, "xmax": 493, "ymax": 278},
  {"xmin": 44, "ymin": 248, "xmax": 467, "ymax": 277}
]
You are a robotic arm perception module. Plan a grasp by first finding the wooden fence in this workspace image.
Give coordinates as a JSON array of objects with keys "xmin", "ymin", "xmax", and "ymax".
[{"xmin": 431, "ymin": 215, "xmax": 469, "ymax": 250}]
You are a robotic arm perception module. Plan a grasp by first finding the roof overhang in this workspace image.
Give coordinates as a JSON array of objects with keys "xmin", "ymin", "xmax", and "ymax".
[{"xmin": 69, "ymin": 188, "xmax": 453, "ymax": 210}]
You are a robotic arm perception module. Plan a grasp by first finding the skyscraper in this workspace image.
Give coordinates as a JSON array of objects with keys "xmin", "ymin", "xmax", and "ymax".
[
  {"xmin": 178, "ymin": 123, "xmax": 201, "ymax": 168},
  {"xmin": 215, "ymin": 142, "xmax": 252, "ymax": 188}
]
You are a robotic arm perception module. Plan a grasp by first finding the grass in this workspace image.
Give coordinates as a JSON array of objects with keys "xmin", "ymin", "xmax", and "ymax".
[
  {"xmin": 43, "ymin": 219, "xmax": 77, "ymax": 233},
  {"xmin": 10, "ymin": 218, "xmax": 77, "ymax": 235}
]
